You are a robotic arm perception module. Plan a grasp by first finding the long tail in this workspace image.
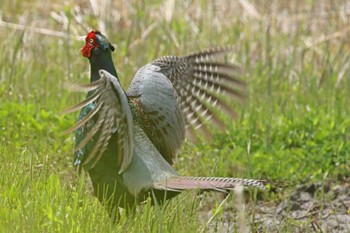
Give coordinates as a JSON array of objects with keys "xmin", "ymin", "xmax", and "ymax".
[{"xmin": 153, "ymin": 176, "xmax": 267, "ymax": 192}]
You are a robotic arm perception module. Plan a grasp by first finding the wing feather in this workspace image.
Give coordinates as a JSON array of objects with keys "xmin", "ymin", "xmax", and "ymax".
[
  {"xmin": 63, "ymin": 70, "xmax": 133, "ymax": 173},
  {"xmin": 151, "ymin": 47, "xmax": 246, "ymax": 141},
  {"xmin": 127, "ymin": 66, "xmax": 185, "ymax": 164},
  {"xmin": 126, "ymin": 48, "xmax": 245, "ymax": 161}
]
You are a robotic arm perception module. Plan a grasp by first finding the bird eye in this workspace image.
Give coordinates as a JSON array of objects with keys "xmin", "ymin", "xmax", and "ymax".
[{"xmin": 89, "ymin": 38, "xmax": 94, "ymax": 44}]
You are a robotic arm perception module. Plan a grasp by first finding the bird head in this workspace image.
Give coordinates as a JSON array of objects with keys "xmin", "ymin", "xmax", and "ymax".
[{"xmin": 81, "ymin": 31, "xmax": 115, "ymax": 58}]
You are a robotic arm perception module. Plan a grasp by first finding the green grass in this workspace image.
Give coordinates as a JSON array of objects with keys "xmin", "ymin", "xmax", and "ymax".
[{"xmin": 0, "ymin": 0, "xmax": 349, "ymax": 232}]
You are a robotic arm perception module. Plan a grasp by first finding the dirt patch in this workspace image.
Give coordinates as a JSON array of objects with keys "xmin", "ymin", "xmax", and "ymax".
[
  {"xmin": 199, "ymin": 180, "xmax": 350, "ymax": 232},
  {"xmin": 255, "ymin": 182, "xmax": 350, "ymax": 232}
]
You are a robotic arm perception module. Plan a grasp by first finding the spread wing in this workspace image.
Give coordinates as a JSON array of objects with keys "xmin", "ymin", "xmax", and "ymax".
[
  {"xmin": 151, "ymin": 47, "xmax": 246, "ymax": 141},
  {"xmin": 63, "ymin": 70, "xmax": 133, "ymax": 173},
  {"xmin": 127, "ymin": 47, "xmax": 245, "ymax": 163},
  {"xmin": 127, "ymin": 65, "xmax": 185, "ymax": 164}
]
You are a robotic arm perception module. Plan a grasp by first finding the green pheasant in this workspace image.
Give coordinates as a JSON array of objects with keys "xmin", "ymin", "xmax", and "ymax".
[{"xmin": 63, "ymin": 31, "xmax": 266, "ymax": 211}]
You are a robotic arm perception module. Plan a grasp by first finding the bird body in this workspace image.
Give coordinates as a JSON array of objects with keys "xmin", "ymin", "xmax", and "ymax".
[
  {"xmin": 86, "ymin": 123, "xmax": 179, "ymax": 209},
  {"xmin": 63, "ymin": 31, "xmax": 266, "ymax": 211}
]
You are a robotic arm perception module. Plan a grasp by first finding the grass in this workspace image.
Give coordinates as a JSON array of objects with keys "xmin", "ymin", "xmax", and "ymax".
[{"xmin": 0, "ymin": 0, "xmax": 349, "ymax": 232}]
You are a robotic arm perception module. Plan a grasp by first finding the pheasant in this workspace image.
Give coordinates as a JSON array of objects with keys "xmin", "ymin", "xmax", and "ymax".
[{"xmin": 63, "ymin": 31, "xmax": 266, "ymax": 211}]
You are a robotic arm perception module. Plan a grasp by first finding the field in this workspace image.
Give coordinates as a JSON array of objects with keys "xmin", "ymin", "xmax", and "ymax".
[{"xmin": 0, "ymin": 0, "xmax": 349, "ymax": 232}]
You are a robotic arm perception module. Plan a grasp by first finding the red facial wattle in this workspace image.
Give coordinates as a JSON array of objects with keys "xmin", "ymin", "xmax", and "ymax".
[{"xmin": 81, "ymin": 31, "xmax": 100, "ymax": 58}]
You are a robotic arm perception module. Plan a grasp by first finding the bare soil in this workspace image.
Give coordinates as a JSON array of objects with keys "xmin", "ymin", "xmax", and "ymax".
[{"xmin": 199, "ymin": 179, "xmax": 350, "ymax": 232}]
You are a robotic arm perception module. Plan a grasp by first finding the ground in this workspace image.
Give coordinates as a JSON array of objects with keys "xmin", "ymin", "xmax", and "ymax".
[{"xmin": 198, "ymin": 180, "xmax": 350, "ymax": 232}]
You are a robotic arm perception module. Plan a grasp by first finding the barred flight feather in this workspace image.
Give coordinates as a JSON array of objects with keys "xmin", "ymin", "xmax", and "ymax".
[
  {"xmin": 151, "ymin": 47, "xmax": 246, "ymax": 141},
  {"xmin": 60, "ymin": 89, "xmax": 102, "ymax": 115},
  {"xmin": 64, "ymin": 103, "xmax": 102, "ymax": 134}
]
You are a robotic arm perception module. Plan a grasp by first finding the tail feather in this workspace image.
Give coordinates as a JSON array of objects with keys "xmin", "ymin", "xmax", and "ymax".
[{"xmin": 153, "ymin": 176, "xmax": 267, "ymax": 192}]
